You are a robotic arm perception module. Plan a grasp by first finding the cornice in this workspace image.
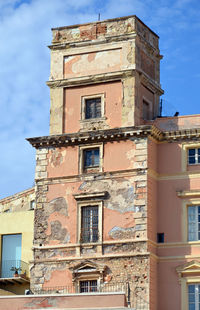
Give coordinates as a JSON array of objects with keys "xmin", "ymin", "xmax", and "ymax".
[
  {"xmin": 46, "ymin": 69, "xmax": 164, "ymax": 96},
  {"xmin": 27, "ymin": 125, "xmax": 200, "ymax": 149},
  {"xmin": 177, "ymin": 190, "xmax": 200, "ymax": 198},
  {"xmin": 164, "ymin": 127, "xmax": 200, "ymax": 141},
  {"xmin": 48, "ymin": 33, "xmax": 137, "ymax": 50},
  {"xmin": 46, "ymin": 69, "xmax": 135, "ymax": 89},
  {"xmin": 27, "ymin": 125, "xmax": 152, "ymax": 149},
  {"xmin": 140, "ymin": 73, "xmax": 164, "ymax": 95}
]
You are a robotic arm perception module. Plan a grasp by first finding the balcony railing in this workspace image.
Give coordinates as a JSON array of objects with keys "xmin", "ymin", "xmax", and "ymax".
[
  {"xmin": 33, "ymin": 281, "xmax": 126, "ymax": 295},
  {"xmin": 0, "ymin": 260, "xmax": 29, "ymax": 278},
  {"xmin": 32, "ymin": 282, "xmax": 149, "ymax": 309}
]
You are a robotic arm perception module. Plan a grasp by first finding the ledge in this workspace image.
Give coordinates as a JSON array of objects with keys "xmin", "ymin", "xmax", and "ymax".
[
  {"xmin": 46, "ymin": 69, "xmax": 136, "ymax": 88},
  {"xmin": 0, "ymin": 276, "xmax": 30, "ymax": 285},
  {"xmin": 177, "ymin": 190, "xmax": 200, "ymax": 198},
  {"xmin": 27, "ymin": 125, "xmax": 152, "ymax": 148},
  {"xmin": 73, "ymin": 191, "xmax": 108, "ymax": 200}
]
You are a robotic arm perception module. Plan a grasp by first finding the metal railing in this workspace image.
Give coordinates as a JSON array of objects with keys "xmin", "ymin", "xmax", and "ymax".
[
  {"xmin": 33, "ymin": 281, "xmax": 127, "ymax": 295},
  {"xmin": 0, "ymin": 260, "xmax": 29, "ymax": 278},
  {"xmin": 32, "ymin": 282, "xmax": 149, "ymax": 308}
]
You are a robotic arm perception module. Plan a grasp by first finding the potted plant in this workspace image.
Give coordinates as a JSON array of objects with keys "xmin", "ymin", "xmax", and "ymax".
[{"xmin": 10, "ymin": 266, "xmax": 22, "ymax": 277}]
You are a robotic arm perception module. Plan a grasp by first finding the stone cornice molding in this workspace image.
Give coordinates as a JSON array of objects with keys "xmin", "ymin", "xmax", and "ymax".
[
  {"xmin": 177, "ymin": 190, "xmax": 200, "ymax": 198},
  {"xmin": 27, "ymin": 125, "xmax": 200, "ymax": 149},
  {"xmin": 49, "ymin": 33, "xmax": 137, "ymax": 50},
  {"xmin": 73, "ymin": 192, "xmax": 108, "ymax": 201},
  {"xmin": 27, "ymin": 125, "xmax": 152, "ymax": 148},
  {"xmin": 140, "ymin": 73, "xmax": 164, "ymax": 95},
  {"xmin": 164, "ymin": 127, "xmax": 200, "ymax": 141},
  {"xmin": 46, "ymin": 69, "xmax": 164, "ymax": 96},
  {"xmin": 46, "ymin": 69, "xmax": 136, "ymax": 89}
]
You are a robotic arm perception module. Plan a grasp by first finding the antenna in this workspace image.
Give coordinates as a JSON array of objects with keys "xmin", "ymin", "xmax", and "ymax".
[{"xmin": 98, "ymin": 13, "xmax": 100, "ymax": 21}]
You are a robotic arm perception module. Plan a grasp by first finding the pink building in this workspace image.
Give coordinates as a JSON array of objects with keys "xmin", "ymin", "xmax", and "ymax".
[{"xmin": 7, "ymin": 15, "xmax": 200, "ymax": 310}]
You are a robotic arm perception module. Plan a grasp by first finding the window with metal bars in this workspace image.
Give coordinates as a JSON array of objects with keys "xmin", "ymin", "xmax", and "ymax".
[
  {"xmin": 85, "ymin": 97, "xmax": 101, "ymax": 119},
  {"xmin": 81, "ymin": 206, "xmax": 98, "ymax": 243},
  {"xmin": 188, "ymin": 284, "xmax": 200, "ymax": 309},
  {"xmin": 79, "ymin": 280, "xmax": 98, "ymax": 293},
  {"xmin": 188, "ymin": 206, "xmax": 200, "ymax": 241},
  {"xmin": 188, "ymin": 148, "xmax": 200, "ymax": 165},
  {"xmin": 83, "ymin": 148, "xmax": 99, "ymax": 170}
]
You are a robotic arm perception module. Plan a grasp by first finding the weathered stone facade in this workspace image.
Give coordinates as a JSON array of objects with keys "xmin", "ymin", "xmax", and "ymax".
[{"xmin": 27, "ymin": 15, "xmax": 164, "ymax": 309}]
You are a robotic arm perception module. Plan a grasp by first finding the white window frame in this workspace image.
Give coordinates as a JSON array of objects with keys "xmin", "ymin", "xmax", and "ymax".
[
  {"xmin": 188, "ymin": 205, "xmax": 200, "ymax": 241},
  {"xmin": 188, "ymin": 148, "xmax": 200, "ymax": 165},
  {"xmin": 81, "ymin": 94, "xmax": 105, "ymax": 121},
  {"xmin": 79, "ymin": 279, "xmax": 99, "ymax": 293},
  {"xmin": 188, "ymin": 284, "xmax": 200, "ymax": 310},
  {"xmin": 182, "ymin": 143, "xmax": 200, "ymax": 172}
]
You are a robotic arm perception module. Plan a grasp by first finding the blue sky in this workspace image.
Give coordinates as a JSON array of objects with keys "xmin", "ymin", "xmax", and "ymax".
[{"xmin": 0, "ymin": 0, "xmax": 200, "ymax": 198}]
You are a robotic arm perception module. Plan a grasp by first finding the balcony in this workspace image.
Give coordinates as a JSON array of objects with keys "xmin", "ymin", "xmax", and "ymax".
[
  {"xmin": 32, "ymin": 281, "xmax": 149, "ymax": 309},
  {"xmin": 0, "ymin": 260, "xmax": 29, "ymax": 284}
]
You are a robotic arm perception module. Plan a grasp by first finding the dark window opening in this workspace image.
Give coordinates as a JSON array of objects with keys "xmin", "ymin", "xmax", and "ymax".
[
  {"xmin": 81, "ymin": 206, "xmax": 99, "ymax": 243},
  {"xmin": 188, "ymin": 148, "xmax": 200, "ymax": 165},
  {"xmin": 157, "ymin": 233, "xmax": 164, "ymax": 243},
  {"xmin": 80, "ymin": 280, "xmax": 98, "ymax": 293},
  {"xmin": 30, "ymin": 200, "xmax": 35, "ymax": 210},
  {"xmin": 143, "ymin": 100, "xmax": 152, "ymax": 120},
  {"xmin": 83, "ymin": 148, "xmax": 99, "ymax": 170},
  {"xmin": 85, "ymin": 98, "xmax": 101, "ymax": 119}
]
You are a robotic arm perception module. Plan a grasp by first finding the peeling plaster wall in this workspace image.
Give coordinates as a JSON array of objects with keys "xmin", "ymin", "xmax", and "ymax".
[
  {"xmin": 49, "ymin": 16, "xmax": 162, "ymax": 135},
  {"xmin": 34, "ymin": 175, "xmax": 147, "ymax": 247},
  {"xmin": 30, "ymin": 257, "xmax": 149, "ymax": 307},
  {"xmin": 31, "ymin": 15, "xmax": 164, "ymax": 310},
  {"xmin": 51, "ymin": 16, "xmax": 158, "ymax": 48},
  {"xmin": 64, "ymin": 49, "xmax": 122, "ymax": 79},
  {"xmin": 32, "ymin": 137, "xmax": 149, "ymax": 305},
  {"xmin": 63, "ymin": 81, "xmax": 122, "ymax": 133},
  {"xmin": 0, "ymin": 187, "xmax": 35, "ymax": 213},
  {"xmin": 46, "ymin": 139, "xmax": 146, "ymax": 178}
]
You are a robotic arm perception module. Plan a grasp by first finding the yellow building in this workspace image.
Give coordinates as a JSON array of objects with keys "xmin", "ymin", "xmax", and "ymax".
[{"xmin": 0, "ymin": 187, "xmax": 35, "ymax": 295}]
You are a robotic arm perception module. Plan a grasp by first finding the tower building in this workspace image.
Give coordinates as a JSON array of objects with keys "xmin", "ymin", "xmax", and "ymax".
[{"xmin": 27, "ymin": 15, "xmax": 200, "ymax": 310}]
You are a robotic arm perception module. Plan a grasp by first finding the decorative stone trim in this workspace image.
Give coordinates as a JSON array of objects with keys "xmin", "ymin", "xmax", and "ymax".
[
  {"xmin": 28, "ymin": 125, "xmax": 200, "ymax": 149},
  {"xmin": 74, "ymin": 191, "xmax": 108, "ymax": 200},
  {"xmin": 164, "ymin": 128, "xmax": 200, "ymax": 141},
  {"xmin": 47, "ymin": 69, "xmax": 135, "ymax": 89},
  {"xmin": 177, "ymin": 190, "xmax": 200, "ymax": 198},
  {"xmin": 27, "ymin": 125, "xmax": 152, "ymax": 148}
]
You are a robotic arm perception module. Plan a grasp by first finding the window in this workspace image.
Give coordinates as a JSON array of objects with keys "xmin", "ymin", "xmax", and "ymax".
[
  {"xmin": 80, "ymin": 280, "xmax": 98, "ymax": 293},
  {"xmin": 70, "ymin": 261, "xmax": 106, "ymax": 294},
  {"xmin": 182, "ymin": 144, "xmax": 200, "ymax": 172},
  {"xmin": 143, "ymin": 99, "xmax": 152, "ymax": 120},
  {"xmin": 85, "ymin": 98, "xmax": 101, "ymax": 119},
  {"xmin": 81, "ymin": 94, "xmax": 104, "ymax": 121},
  {"xmin": 79, "ymin": 144, "xmax": 103, "ymax": 174},
  {"xmin": 157, "ymin": 233, "xmax": 164, "ymax": 243},
  {"xmin": 1, "ymin": 234, "xmax": 22, "ymax": 278},
  {"xmin": 81, "ymin": 206, "xmax": 99, "ymax": 243},
  {"xmin": 30, "ymin": 200, "xmax": 35, "ymax": 210},
  {"xmin": 188, "ymin": 206, "xmax": 200, "ymax": 241},
  {"xmin": 83, "ymin": 148, "xmax": 99, "ymax": 170},
  {"xmin": 188, "ymin": 284, "xmax": 200, "ymax": 310},
  {"xmin": 143, "ymin": 100, "xmax": 149, "ymax": 120},
  {"xmin": 177, "ymin": 262, "xmax": 200, "ymax": 310},
  {"xmin": 188, "ymin": 148, "xmax": 200, "ymax": 165}
]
